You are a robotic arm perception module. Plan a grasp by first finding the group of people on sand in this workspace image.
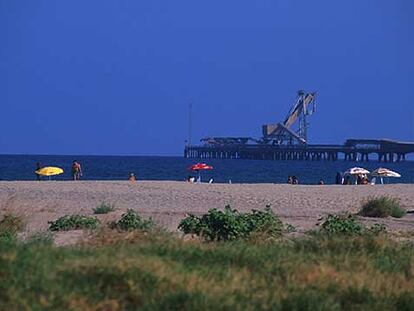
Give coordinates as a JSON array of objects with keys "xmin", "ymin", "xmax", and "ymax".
[
  {"xmin": 335, "ymin": 172, "xmax": 369, "ymax": 185},
  {"xmin": 287, "ymin": 175, "xmax": 299, "ymax": 185},
  {"xmin": 287, "ymin": 175, "xmax": 325, "ymax": 185}
]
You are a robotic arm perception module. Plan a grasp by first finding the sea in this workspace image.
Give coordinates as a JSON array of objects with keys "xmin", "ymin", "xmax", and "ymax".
[{"xmin": 0, "ymin": 154, "xmax": 413, "ymax": 184}]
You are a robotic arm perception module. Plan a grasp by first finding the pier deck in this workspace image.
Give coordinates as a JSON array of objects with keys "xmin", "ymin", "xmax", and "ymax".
[{"xmin": 184, "ymin": 139, "xmax": 414, "ymax": 162}]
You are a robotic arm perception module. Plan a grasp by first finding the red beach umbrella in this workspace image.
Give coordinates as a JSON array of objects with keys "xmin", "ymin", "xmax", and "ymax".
[
  {"xmin": 188, "ymin": 163, "xmax": 213, "ymax": 182},
  {"xmin": 189, "ymin": 163, "xmax": 213, "ymax": 171}
]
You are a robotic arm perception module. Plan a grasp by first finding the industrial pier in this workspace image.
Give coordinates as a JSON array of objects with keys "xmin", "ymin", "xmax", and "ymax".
[{"xmin": 184, "ymin": 91, "xmax": 414, "ymax": 162}]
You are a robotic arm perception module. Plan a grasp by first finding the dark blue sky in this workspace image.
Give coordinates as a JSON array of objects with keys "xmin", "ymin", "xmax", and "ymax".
[{"xmin": 1, "ymin": 1, "xmax": 413, "ymax": 155}]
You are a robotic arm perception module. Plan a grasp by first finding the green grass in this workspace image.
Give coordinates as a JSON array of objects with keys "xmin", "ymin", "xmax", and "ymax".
[
  {"xmin": 0, "ymin": 214, "xmax": 25, "ymax": 242},
  {"xmin": 93, "ymin": 202, "xmax": 116, "ymax": 214},
  {"xmin": 1, "ymin": 230, "xmax": 414, "ymax": 310},
  {"xmin": 359, "ymin": 197, "xmax": 406, "ymax": 218}
]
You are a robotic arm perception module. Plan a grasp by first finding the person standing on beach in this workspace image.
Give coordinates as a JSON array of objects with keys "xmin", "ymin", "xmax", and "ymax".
[
  {"xmin": 335, "ymin": 172, "xmax": 343, "ymax": 185},
  {"xmin": 71, "ymin": 160, "xmax": 82, "ymax": 180},
  {"xmin": 35, "ymin": 162, "xmax": 42, "ymax": 181}
]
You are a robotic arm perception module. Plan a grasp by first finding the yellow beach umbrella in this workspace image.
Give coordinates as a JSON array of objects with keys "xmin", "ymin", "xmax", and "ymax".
[{"xmin": 35, "ymin": 166, "xmax": 64, "ymax": 178}]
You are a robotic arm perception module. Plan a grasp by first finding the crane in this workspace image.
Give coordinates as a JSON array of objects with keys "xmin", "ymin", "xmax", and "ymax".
[{"xmin": 262, "ymin": 90, "xmax": 316, "ymax": 145}]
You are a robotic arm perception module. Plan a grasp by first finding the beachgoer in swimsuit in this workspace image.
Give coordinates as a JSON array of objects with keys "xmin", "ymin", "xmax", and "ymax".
[{"xmin": 71, "ymin": 160, "xmax": 82, "ymax": 180}]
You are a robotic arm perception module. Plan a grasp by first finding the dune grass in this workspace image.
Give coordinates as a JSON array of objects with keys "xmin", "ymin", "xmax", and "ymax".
[
  {"xmin": 92, "ymin": 202, "xmax": 116, "ymax": 214},
  {"xmin": 1, "ymin": 228, "xmax": 414, "ymax": 310},
  {"xmin": 359, "ymin": 196, "xmax": 406, "ymax": 218}
]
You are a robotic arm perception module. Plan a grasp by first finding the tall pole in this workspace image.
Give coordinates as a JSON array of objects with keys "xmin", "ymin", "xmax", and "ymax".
[
  {"xmin": 188, "ymin": 99, "xmax": 193, "ymax": 147},
  {"xmin": 412, "ymin": 110, "xmax": 414, "ymax": 142}
]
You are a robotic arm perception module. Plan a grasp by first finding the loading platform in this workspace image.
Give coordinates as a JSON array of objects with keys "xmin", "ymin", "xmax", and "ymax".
[{"xmin": 185, "ymin": 139, "xmax": 414, "ymax": 162}]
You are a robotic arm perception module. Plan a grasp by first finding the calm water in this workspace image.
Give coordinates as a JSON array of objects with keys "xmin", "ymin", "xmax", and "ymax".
[{"xmin": 1, "ymin": 155, "xmax": 413, "ymax": 184}]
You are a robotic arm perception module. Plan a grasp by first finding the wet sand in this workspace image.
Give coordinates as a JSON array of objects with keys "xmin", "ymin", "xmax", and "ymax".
[{"xmin": 1, "ymin": 181, "xmax": 413, "ymax": 241}]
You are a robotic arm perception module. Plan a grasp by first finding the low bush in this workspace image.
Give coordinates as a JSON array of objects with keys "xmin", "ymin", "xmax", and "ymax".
[
  {"xmin": 367, "ymin": 223, "xmax": 387, "ymax": 235},
  {"xmin": 321, "ymin": 214, "xmax": 364, "ymax": 235},
  {"xmin": 359, "ymin": 197, "xmax": 406, "ymax": 218},
  {"xmin": 320, "ymin": 214, "xmax": 387, "ymax": 236},
  {"xmin": 93, "ymin": 202, "xmax": 116, "ymax": 214},
  {"xmin": 48, "ymin": 215, "xmax": 99, "ymax": 231},
  {"xmin": 112, "ymin": 209, "xmax": 154, "ymax": 231},
  {"xmin": 0, "ymin": 214, "xmax": 25, "ymax": 242},
  {"xmin": 178, "ymin": 205, "xmax": 283, "ymax": 241}
]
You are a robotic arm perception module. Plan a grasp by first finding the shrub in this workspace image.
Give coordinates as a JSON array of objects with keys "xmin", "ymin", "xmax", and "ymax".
[
  {"xmin": 112, "ymin": 209, "xmax": 154, "ymax": 231},
  {"xmin": 367, "ymin": 223, "xmax": 387, "ymax": 235},
  {"xmin": 48, "ymin": 215, "xmax": 100, "ymax": 231},
  {"xmin": 359, "ymin": 197, "xmax": 406, "ymax": 218},
  {"xmin": 93, "ymin": 202, "xmax": 116, "ymax": 214},
  {"xmin": 242, "ymin": 207, "xmax": 284, "ymax": 238},
  {"xmin": 320, "ymin": 214, "xmax": 364, "ymax": 235},
  {"xmin": 320, "ymin": 214, "xmax": 387, "ymax": 236},
  {"xmin": 285, "ymin": 223, "xmax": 297, "ymax": 233},
  {"xmin": 0, "ymin": 214, "xmax": 24, "ymax": 242},
  {"xmin": 177, "ymin": 214, "xmax": 201, "ymax": 235},
  {"xmin": 178, "ymin": 206, "xmax": 283, "ymax": 241}
]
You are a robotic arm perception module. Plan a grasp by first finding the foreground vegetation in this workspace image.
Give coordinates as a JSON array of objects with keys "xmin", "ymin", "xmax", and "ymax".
[
  {"xmin": 1, "ymin": 232, "xmax": 414, "ymax": 309},
  {"xmin": 0, "ymin": 201, "xmax": 413, "ymax": 310}
]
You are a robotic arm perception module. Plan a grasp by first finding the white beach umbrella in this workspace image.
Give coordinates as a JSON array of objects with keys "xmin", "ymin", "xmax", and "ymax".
[
  {"xmin": 371, "ymin": 168, "xmax": 401, "ymax": 184},
  {"xmin": 344, "ymin": 167, "xmax": 370, "ymax": 175},
  {"xmin": 344, "ymin": 167, "xmax": 370, "ymax": 185}
]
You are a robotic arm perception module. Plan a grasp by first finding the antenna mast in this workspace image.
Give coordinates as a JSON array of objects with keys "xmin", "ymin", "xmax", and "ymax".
[{"xmin": 188, "ymin": 99, "xmax": 193, "ymax": 146}]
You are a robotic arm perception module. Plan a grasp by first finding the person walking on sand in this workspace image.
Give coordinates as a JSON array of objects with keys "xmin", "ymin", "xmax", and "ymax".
[{"xmin": 71, "ymin": 160, "xmax": 82, "ymax": 180}]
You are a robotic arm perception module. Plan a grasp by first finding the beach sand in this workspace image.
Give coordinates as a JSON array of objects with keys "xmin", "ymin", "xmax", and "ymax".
[{"xmin": 1, "ymin": 181, "xmax": 413, "ymax": 243}]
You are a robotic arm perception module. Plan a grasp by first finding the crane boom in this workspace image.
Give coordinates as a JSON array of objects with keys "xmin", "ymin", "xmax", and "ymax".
[
  {"xmin": 262, "ymin": 90, "xmax": 316, "ymax": 145},
  {"xmin": 283, "ymin": 92, "xmax": 315, "ymax": 128}
]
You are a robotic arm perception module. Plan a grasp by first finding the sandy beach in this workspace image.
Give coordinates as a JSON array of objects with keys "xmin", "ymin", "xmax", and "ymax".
[{"xmin": 1, "ymin": 181, "xmax": 413, "ymax": 241}]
